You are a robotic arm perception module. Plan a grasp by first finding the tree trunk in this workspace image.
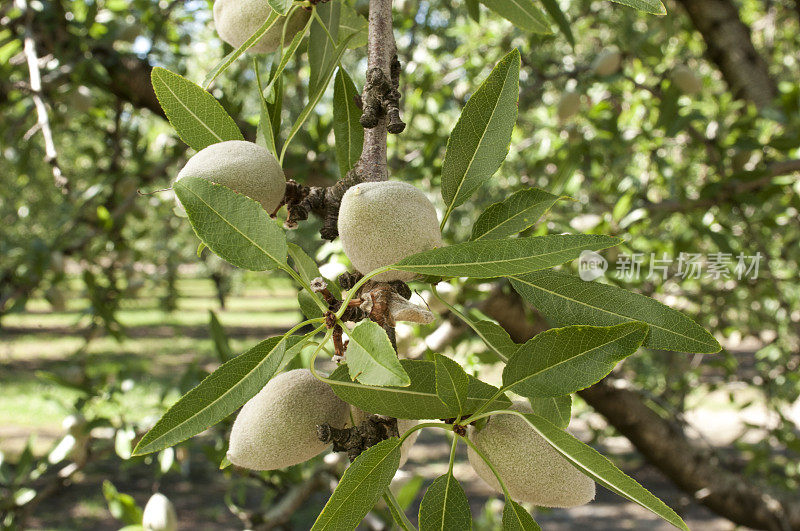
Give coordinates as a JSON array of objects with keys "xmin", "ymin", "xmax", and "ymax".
[{"xmin": 675, "ymin": 0, "xmax": 777, "ymax": 108}]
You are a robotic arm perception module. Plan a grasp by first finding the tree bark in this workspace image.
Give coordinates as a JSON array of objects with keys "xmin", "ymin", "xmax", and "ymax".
[
  {"xmin": 675, "ymin": 0, "xmax": 777, "ymax": 108},
  {"xmin": 356, "ymin": 0, "xmax": 396, "ymax": 183},
  {"xmin": 485, "ymin": 288, "xmax": 800, "ymax": 531}
]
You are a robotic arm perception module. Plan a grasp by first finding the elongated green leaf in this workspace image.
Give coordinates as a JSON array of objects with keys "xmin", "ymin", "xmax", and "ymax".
[
  {"xmin": 209, "ymin": 310, "xmax": 233, "ymax": 362},
  {"xmin": 287, "ymin": 243, "xmax": 341, "ymax": 298},
  {"xmin": 261, "ymin": 15, "xmax": 313, "ymax": 100},
  {"xmin": 607, "ymin": 0, "xmax": 667, "ymax": 15},
  {"xmin": 504, "ymin": 323, "xmax": 648, "ymax": 397},
  {"xmin": 151, "ymin": 67, "xmax": 242, "ymax": 152},
  {"xmin": 479, "ymin": 0, "xmax": 551, "ymax": 33},
  {"xmin": 312, "ymin": 438, "xmax": 401, "ymax": 530},
  {"xmin": 254, "ymin": 61, "xmax": 277, "ymax": 157},
  {"xmin": 471, "ymin": 188, "xmax": 563, "ymax": 240},
  {"xmin": 174, "ymin": 177, "xmax": 287, "ymax": 271},
  {"xmin": 309, "ymin": 1, "xmax": 341, "ymax": 94},
  {"xmin": 502, "ymin": 500, "xmax": 541, "ymax": 531},
  {"xmin": 528, "ymin": 395, "xmax": 572, "ymax": 429},
  {"xmin": 333, "ymin": 68, "xmax": 364, "ymax": 177},
  {"xmin": 203, "ymin": 11, "xmax": 281, "ymax": 88},
  {"xmin": 281, "ymin": 33, "xmax": 357, "ymax": 162},
  {"xmin": 473, "ymin": 320, "xmax": 519, "ymax": 360},
  {"xmin": 509, "ymin": 270, "xmax": 722, "ymax": 353},
  {"xmin": 435, "ymin": 354, "xmax": 470, "ymax": 416},
  {"xmin": 540, "ymin": 0, "xmax": 574, "ymax": 46},
  {"xmin": 441, "ymin": 50, "xmax": 520, "ymax": 226},
  {"xmin": 133, "ymin": 336, "xmax": 287, "ymax": 456},
  {"xmin": 465, "ymin": 0, "xmax": 481, "ymax": 22},
  {"xmin": 268, "ymin": 0, "xmax": 292, "ymax": 15},
  {"xmin": 298, "ymin": 290, "xmax": 324, "ymax": 319},
  {"xmin": 328, "ymin": 360, "xmax": 511, "ymax": 419},
  {"xmin": 517, "ymin": 412, "xmax": 689, "ymax": 530},
  {"xmin": 339, "ymin": 2, "xmax": 368, "ymax": 48},
  {"xmin": 393, "ymin": 234, "xmax": 620, "ymax": 278},
  {"xmin": 419, "ymin": 473, "xmax": 472, "ymax": 531},
  {"xmin": 346, "ymin": 321, "xmax": 411, "ymax": 387}
]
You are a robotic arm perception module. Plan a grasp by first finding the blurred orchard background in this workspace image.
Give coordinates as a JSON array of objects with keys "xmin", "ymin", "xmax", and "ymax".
[{"xmin": 1, "ymin": 0, "xmax": 800, "ymax": 529}]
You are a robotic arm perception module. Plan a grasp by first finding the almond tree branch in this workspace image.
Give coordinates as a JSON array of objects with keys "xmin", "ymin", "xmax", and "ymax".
[{"xmin": 18, "ymin": 0, "xmax": 68, "ymax": 194}]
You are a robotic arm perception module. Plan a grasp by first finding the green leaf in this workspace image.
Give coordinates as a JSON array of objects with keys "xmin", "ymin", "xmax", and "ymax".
[
  {"xmin": 281, "ymin": 33, "xmax": 357, "ymax": 162},
  {"xmin": 268, "ymin": 0, "xmax": 292, "ymax": 15},
  {"xmin": 132, "ymin": 336, "xmax": 287, "ymax": 456},
  {"xmin": 339, "ymin": 2, "xmax": 368, "ymax": 48},
  {"xmin": 441, "ymin": 49, "xmax": 520, "ymax": 226},
  {"xmin": 151, "ymin": 67, "xmax": 243, "ymax": 152},
  {"xmin": 298, "ymin": 290, "xmax": 324, "ymax": 319},
  {"xmin": 255, "ymin": 61, "xmax": 277, "ymax": 157},
  {"xmin": 328, "ymin": 359, "xmax": 511, "ymax": 419},
  {"xmin": 346, "ymin": 320, "xmax": 411, "ymax": 387},
  {"xmin": 502, "ymin": 500, "xmax": 541, "ymax": 531},
  {"xmin": 203, "ymin": 11, "xmax": 281, "ymax": 88},
  {"xmin": 174, "ymin": 177, "xmax": 288, "ymax": 271},
  {"xmin": 311, "ymin": 438, "xmax": 402, "ymax": 530},
  {"xmin": 503, "ymin": 323, "xmax": 649, "ymax": 397},
  {"xmin": 309, "ymin": 1, "xmax": 341, "ymax": 94},
  {"xmin": 473, "ymin": 320, "xmax": 519, "ymax": 360},
  {"xmin": 471, "ymin": 188, "xmax": 564, "ymax": 241},
  {"xmin": 393, "ymin": 234, "xmax": 620, "ymax": 278},
  {"xmin": 479, "ymin": 0, "xmax": 551, "ymax": 33},
  {"xmin": 528, "ymin": 395, "xmax": 572, "ymax": 429},
  {"xmin": 435, "ymin": 354, "xmax": 470, "ymax": 416},
  {"xmin": 465, "ymin": 0, "xmax": 481, "ymax": 22},
  {"xmin": 509, "ymin": 270, "xmax": 722, "ymax": 353},
  {"xmin": 287, "ymin": 242, "xmax": 341, "ymax": 297},
  {"xmin": 209, "ymin": 310, "xmax": 233, "ymax": 362},
  {"xmin": 607, "ymin": 0, "xmax": 667, "ymax": 15},
  {"xmin": 418, "ymin": 473, "xmax": 472, "ymax": 531},
  {"xmin": 539, "ymin": 0, "xmax": 575, "ymax": 47},
  {"xmin": 333, "ymin": 68, "xmax": 364, "ymax": 177},
  {"xmin": 517, "ymin": 412, "xmax": 689, "ymax": 530},
  {"xmin": 260, "ymin": 15, "xmax": 312, "ymax": 100}
]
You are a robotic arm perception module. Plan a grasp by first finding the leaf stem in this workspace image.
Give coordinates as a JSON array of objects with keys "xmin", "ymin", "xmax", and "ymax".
[{"xmin": 383, "ymin": 489, "xmax": 416, "ymax": 531}]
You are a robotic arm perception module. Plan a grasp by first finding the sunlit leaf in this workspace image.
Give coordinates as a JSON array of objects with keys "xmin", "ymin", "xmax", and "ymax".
[
  {"xmin": 174, "ymin": 177, "xmax": 287, "ymax": 271},
  {"xmin": 479, "ymin": 0, "xmax": 551, "ymax": 34},
  {"xmin": 471, "ymin": 188, "xmax": 564, "ymax": 240},
  {"xmin": 151, "ymin": 67, "xmax": 242, "ymax": 151},
  {"xmin": 311, "ymin": 438, "xmax": 401, "ymax": 530},
  {"xmin": 393, "ymin": 234, "xmax": 620, "ymax": 278},
  {"xmin": 346, "ymin": 320, "xmax": 411, "ymax": 387},
  {"xmin": 327, "ymin": 360, "xmax": 511, "ymax": 419},
  {"xmin": 510, "ymin": 270, "xmax": 722, "ymax": 353},
  {"xmin": 607, "ymin": 0, "xmax": 667, "ymax": 16},
  {"xmin": 333, "ymin": 68, "xmax": 364, "ymax": 177},
  {"xmin": 418, "ymin": 472, "xmax": 472, "ymax": 531},
  {"xmin": 441, "ymin": 49, "xmax": 520, "ymax": 226},
  {"xmin": 503, "ymin": 323, "xmax": 649, "ymax": 397}
]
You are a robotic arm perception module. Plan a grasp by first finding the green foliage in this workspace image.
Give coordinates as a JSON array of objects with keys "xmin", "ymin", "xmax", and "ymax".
[
  {"xmin": 393, "ymin": 234, "xmax": 620, "ymax": 278},
  {"xmin": 133, "ymin": 335, "xmax": 292, "ymax": 456},
  {"xmin": 311, "ymin": 438, "xmax": 402, "ymax": 530},
  {"xmin": 418, "ymin": 472, "xmax": 473, "ymax": 531},
  {"xmin": 328, "ymin": 360, "xmax": 511, "ymax": 419},
  {"xmin": 434, "ymin": 353, "xmax": 471, "ymax": 416},
  {"xmin": 516, "ymin": 411, "xmax": 689, "ymax": 530},
  {"xmin": 503, "ymin": 322, "xmax": 649, "ymax": 397},
  {"xmin": 470, "ymin": 188, "xmax": 564, "ymax": 241},
  {"xmin": 502, "ymin": 500, "xmax": 541, "ymax": 530},
  {"xmin": 528, "ymin": 395, "xmax": 572, "ymax": 429},
  {"xmin": 441, "ymin": 49, "xmax": 520, "ymax": 226},
  {"xmin": 607, "ymin": 0, "xmax": 667, "ymax": 16},
  {"xmin": 151, "ymin": 67, "xmax": 243, "ymax": 151},
  {"xmin": 345, "ymin": 320, "xmax": 411, "ymax": 387},
  {"xmin": 479, "ymin": 0, "xmax": 551, "ymax": 34},
  {"xmin": 174, "ymin": 177, "xmax": 288, "ymax": 271},
  {"xmin": 333, "ymin": 68, "xmax": 364, "ymax": 177},
  {"xmin": 510, "ymin": 270, "xmax": 721, "ymax": 353}
]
